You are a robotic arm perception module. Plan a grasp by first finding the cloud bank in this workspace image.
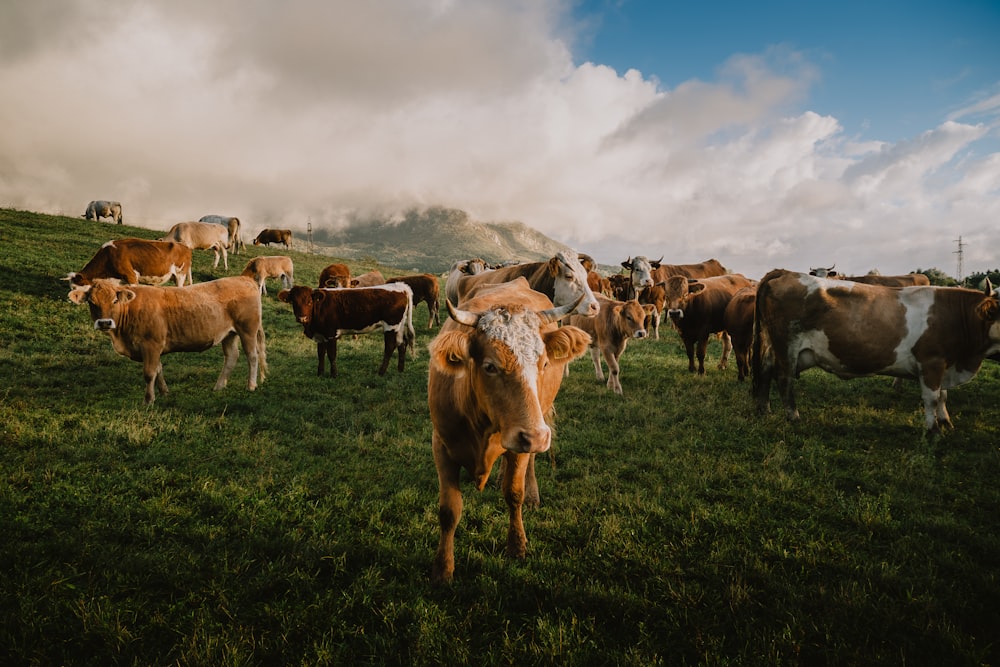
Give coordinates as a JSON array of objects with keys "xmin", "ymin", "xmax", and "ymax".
[{"xmin": 1, "ymin": 0, "xmax": 998, "ymax": 278}]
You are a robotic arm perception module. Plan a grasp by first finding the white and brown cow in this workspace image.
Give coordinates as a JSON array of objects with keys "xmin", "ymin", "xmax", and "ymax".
[
  {"xmin": 65, "ymin": 238, "xmax": 192, "ymax": 288},
  {"xmin": 752, "ymin": 269, "xmax": 1000, "ymax": 434},
  {"xmin": 277, "ymin": 283, "xmax": 415, "ymax": 377},
  {"xmin": 349, "ymin": 270, "xmax": 385, "ymax": 288},
  {"xmin": 620, "ymin": 256, "xmax": 727, "ymax": 299},
  {"xmin": 253, "ymin": 229, "xmax": 292, "ymax": 248},
  {"xmin": 160, "ymin": 221, "xmax": 230, "ymax": 270},
  {"xmin": 386, "ymin": 273, "xmax": 441, "ymax": 328},
  {"xmin": 661, "ymin": 273, "xmax": 754, "ymax": 374},
  {"xmin": 199, "ymin": 215, "xmax": 245, "ymax": 254},
  {"xmin": 443, "ymin": 258, "xmax": 491, "ymax": 305},
  {"xmin": 83, "ymin": 200, "xmax": 123, "ymax": 224},
  {"xmin": 240, "ymin": 256, "xmax": 294, "ymax": 295},
  {"xmin": 428, "ymin": 280, "xmax": 591, "ymax": 583},
  {"xmin": 450, "ymin": 251, "xmax": 600, "ymax": 317},
  {"xmin": 566, "ymin": 293, "xmax": 647, "ymax": 395},
  {"xmin": 68, "ymin": 277, "xmax": 267, "ymax": 404}
]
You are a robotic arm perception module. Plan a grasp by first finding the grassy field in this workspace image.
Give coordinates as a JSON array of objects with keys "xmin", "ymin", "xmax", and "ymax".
[{"xmin": 1, "ymin": 208, "xmax": 998, "ymax": 666}]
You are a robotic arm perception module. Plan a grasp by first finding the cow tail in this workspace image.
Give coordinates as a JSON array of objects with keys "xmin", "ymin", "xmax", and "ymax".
[
  {"xmin": 404, "ymin": 288, "xmax": 416, "ymax": 357},
  {"xmin": 751, "ymin": 271, "xmax": 776, "ymax": 406}
]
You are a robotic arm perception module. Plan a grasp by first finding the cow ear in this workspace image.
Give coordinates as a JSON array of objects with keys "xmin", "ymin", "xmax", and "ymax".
[
  {"xmin": 67, "ymin": 286, "xmax": 90, "ymax": 304},
  {"xmin": 277, "ymin": 289, "xmax": 291, "ymax": 303},
  {"xmin": 687, "ymin": 281, "xmax": 707, "ymax": 296},
  {"xmin": 429, "ymin": 331, "xmax": 471, "ymax": 373},
  {"xmin": 312, "ymin": 291, "xmax": 326, "ymax": 305},
  {"xmin": 118, "ymin": 288, "xmax": 137, "ymax": 304},
  {"xmin": 976, "ymin": 297, "xmax": 1000, "ymax": 322},
  {"xmin": 547, "ymin": 256, "xmax": 561, "ymax": 277},
  {"xmin": 544, "ymin": 326, "xmax": 591, "ymax": 362}
]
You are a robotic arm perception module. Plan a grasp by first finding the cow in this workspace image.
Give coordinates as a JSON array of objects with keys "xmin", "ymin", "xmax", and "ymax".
[
  {"xmin": 318, "ymin": 263, "xmax": 351, "ymax": 289},
  {"xmin": 752, "ymin": 269, "xmax": 1000, "ymax": 434},
  {"xmin": 844, "ymin": 273, "xmax": 931, "ymax": 287},
  {"xmin": 160, "ymin": 221, "xmax": 230, "ymax": 270},
  {"xmin": 83, "ymin": 200, "xmax": 123, "ymax": 225},
  {"xmin": 621, "ymin": 256, "xmax": 728, "ymax": 299},
  {"xmin": 566, "ymin": 294, "xmax": 647, "ymax": 395},
  {"xmin": 637, "ymin": 283, "xmax": 667, "ymax": 339},
  {"xmin": 350, "ymin": 270, "xmax": 385, "ymax": 288},
  {"xmin": 67, "ymin": 277, "xmax": 266, "ymax": 404},
  {"xmin": 65, "ymin": 238, "xmax": 192, "ymax": 289},
  {"xmin": 199, "ymin": 215, "xmax": 245, "ymax": 254},
  {"xmin": 607, "ymin": 274, "xmax": 632, "ymax": 301},
  {"xmin": 253, "ymin": 229, "xmax": 292, "ymax": 248},
  {"xmin": 277, "ymin": 283, "xmax": 415, "ymax": 377},
  {"xmin": 722, "ymin": 285, "xmax": 757, "ymax": 381},
  {"xmin": 428, "ymin": 279, "xmax": 591, "ymax": 583},
  {"xmin": 450, "ymin": 250, "xmax": 600, "ymax": 317},
  {"xmin": 660, "ymin": 273, "xmax": 754, "ymax": 374},
  {"xmin": 241, "ymin": 256, "xmax": 294, "ymax": 295},
  {"xmin": 386, "ymin": 273, "xmax": 441, "ymax": 328},
  {"xmin": 444, "ymin": 258, "xmax": 490, "ymax": 305}
]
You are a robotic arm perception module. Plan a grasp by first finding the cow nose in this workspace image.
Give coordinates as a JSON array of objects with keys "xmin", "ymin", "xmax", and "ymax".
[
  {"xmin": 587, "ymin": 301, "xmax": 599, "ymax": 315},
  {"xmin": 94, "ymin": 319, "xmax": 115, "ymax": 331},
  {"xmin": 667, "ymin": 309, "xmax": 683, "ymax": 319},
  {"xmin": 515, "ymin": 426, "xmax": 551, "ymax": 453},
  {"xmin": 635, "ymin": 329, "xmax": 647, "ymax": 339}
]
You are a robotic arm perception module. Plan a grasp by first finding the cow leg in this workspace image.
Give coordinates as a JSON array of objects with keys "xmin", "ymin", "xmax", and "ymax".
[
  {"xmin": 377, "ymin": 331, "xmax": 394, "ymax": 375},
  {"xmin": 432, "ymin": 434, "xmax": 462, "ymax": 584},
  {"xmin": 220, "ymin": 246, "xmax": 228, "ymax": 270},
  {"xmin": 214, "ymin": 333, "xmax": 240, "ymax": 391},
  {"xmin": 590, "ymin": 346, "xmax": 605, "ymax": 380},
  {"xmin": 776, "ymin": 367, "xmax": 799, "ymax": 421},
  {"xmin": 501, "ymin": 451, "xmax": 530, "ymax": 559},
  {"xmin": 717, "ymin": 332, "xmax": 732, "ymax": 370},
  {"xmin": 430, "ymin": 300, "xmax": 441, "ymax": 327},
  {"xmin": 142, "ymin": 354, "xmax": 167, "ymax": 404},
  {"xmin": 316, "ymin": 342, "xmax": 325, "ymax": 376},
  {"xmin": 396, "ymin": 339, "xmax": 407, "ymax": 373},
  {"xmin": 604, "ymin": 348, "xmax": 623, "ymax": 394},
  {"xmin": 327, "ymin": 339, "xmax": 338, "ymax": 378},
  {"xmin": 238, "ymin": 328, "xmax": 261, "ymax": 391},
  {"xmin": 523, "ymin": 453, "xmax": 540, "ymax": 507},
  {"xmin": 920, "ymin": 382, "xmax": 952, "ymax": 434}
]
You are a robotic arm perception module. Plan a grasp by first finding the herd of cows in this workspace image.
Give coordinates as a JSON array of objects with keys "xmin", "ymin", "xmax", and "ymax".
[{"xmin": 67, "ymin": 208, "xmax": 1000, "ymax": 582}]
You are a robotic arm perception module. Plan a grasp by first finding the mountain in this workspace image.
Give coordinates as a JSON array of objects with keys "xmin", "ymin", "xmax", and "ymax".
[{"xmin": 310, "ymin": 206, "xmax": 575, "ymax": 273}]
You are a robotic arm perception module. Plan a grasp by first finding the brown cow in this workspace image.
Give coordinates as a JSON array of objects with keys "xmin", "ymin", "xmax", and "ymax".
[
  {"xmin": 199, "ymin": 215, "xmax": 245, "ymax": 254},
  {"xmin": 428, "ymin": 280, "xmax": 591, "ymax": 583},
  {"xmin": 160, "ymin": 221, "xmax": 230, "ymax": 270},
  {"xmin": 637, "ymin": 283, "xmax": 666, "ymax": 339},
  {"xmin": 620, "ymin": 256, "xmax": 727, "ymax": 299},
  {"xmin": 318, "ymin": 263, "xmax": 351, "ymax": 289},
  {"xmin": 443, "ymin": 258, "xmax": 491, "ymax": 305},
  {"xmin": 844, "ymin": 273, "xmax": 931, "ymax": 287},
  {"xmin": 241, "ymin": 256, "xmax": 294, "ymax": 295},
  {"xmin": 253, "ymin": 229, "xmax": 292, "ymax": 248},
  {"xmin": 722, "ymin": 284, "xmax": 757, "ymax": 381},
  {"xmin": 68, "ymin": 277, "xmax": 266, "ymax": 404},
  {"xmin": 65, "ymin": 238, "xmax": 192, "ymax": 289},
  {"xmin": 660, "ymin": 273, "xmax": 754, "ymax": 374},
  {"xmin": 386, "ymin": 273, "xmax": 441, "ymax": 327},
  {"xmin": 277, "ymin": 283, "xmax": 415, "ymax": 377},
  {"xmin": 450, "ymin": 250, "xmax": 600, "ymax": 317},
  {"xmin": 350, "ymin": 270, "xmax": 385, "ymax": 288},
  {"xmin": 753, "ymin": 270, "xmax": 1000, "ymax": 434},
  {"xmin": 567, "ymin": 294, "xmax": 647, "ymax": 395},
  {"xmin": 607, "ymin": 274, "xmax": 632, "ymax": 301}
]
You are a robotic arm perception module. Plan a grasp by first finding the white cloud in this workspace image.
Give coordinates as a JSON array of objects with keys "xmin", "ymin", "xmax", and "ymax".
[{"xmin": 0, "ymin": 1, "xmax": 997, "ymax": 279}]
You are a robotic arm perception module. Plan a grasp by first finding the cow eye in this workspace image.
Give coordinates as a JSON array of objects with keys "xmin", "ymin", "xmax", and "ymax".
[{"xmin": 483, "ymin": 361, "xmax": 499, "ymax": 375}]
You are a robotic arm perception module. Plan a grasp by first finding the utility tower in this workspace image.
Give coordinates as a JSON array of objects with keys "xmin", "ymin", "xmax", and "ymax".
[{"xmin": 954, "ymin": 236, "xmax": 965, "ymax": 282}]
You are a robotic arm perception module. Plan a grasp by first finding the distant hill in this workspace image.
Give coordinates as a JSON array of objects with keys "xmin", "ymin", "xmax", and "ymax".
[{"xmin": 310, "ymin": 206, "xmax": 575, "ymax": 273}]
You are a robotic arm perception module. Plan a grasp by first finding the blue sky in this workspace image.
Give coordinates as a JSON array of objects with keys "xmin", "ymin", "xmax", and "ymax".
[
  {"xmin": 574, "ymin": 0, "xmax": 1000, "ymax": 143},
  {"xmin": 1, "ymin": 1, "xmax": 998, "ymax": 278}
]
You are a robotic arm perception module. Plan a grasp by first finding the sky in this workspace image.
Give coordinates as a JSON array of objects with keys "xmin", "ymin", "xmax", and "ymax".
[{"xmin": 1, "ymin": 0, "xmax": 998, "ymax": 280}]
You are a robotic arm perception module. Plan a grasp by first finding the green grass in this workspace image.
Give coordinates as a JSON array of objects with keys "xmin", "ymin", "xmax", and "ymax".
[{"xmin": 1, "ymin": 208, "xmax": 998, "ymax": 666}]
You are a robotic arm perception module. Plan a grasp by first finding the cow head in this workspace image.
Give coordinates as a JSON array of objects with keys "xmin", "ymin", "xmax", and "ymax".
[
  {"xmin": 67, "ymin": 279, "xmax": 135, "ymax": 331},
  {"xmin": 548, "ymin": 251, "xmax": 600, "ymax": 317},
  {"xmin": 277, "ymin": 286, "xmax": 315, "ymax": 325},
  {"xmin": 432, "ymin": 300, "xmax": 590, "ymax": 454},
  {"xmin": 662, "ymin": 275, "xmax": 706, "ymax": 320},
  {"xmin": 809, "ymin": 265, "xmax": 837, "ymax": 278},
  {"xmin": 620, "ymin": 255, "xmax": 661, "ymax": 289},
  {"xmin": 616, "ymin": 300, "xmax": 648, "ymax": 339}
]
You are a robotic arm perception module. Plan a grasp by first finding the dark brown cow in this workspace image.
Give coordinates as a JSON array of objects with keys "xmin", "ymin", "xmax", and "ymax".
[
  {"xmin": 386, "ymin": 273, "xmax": 441, "ymax": 328},
  {"xmin": 253, "ymin": 228, "xmax": 292, "ymax": 248},
  {"xmin": 318, "ymin": 263, "xmax": 351, "ymax": 289},
  {"xmin": 451, "ymin": 251, "xmax": 600, "ymax": 317},
  {"xmin": 428, "ymin": 280, "xmax": 591, "ymax": 583},
  {"xmin": 752, "ymin": 270, "xmax": 1000, "ymax": 434},
  {"xmin": 567, "ymin": 294, "xmax": 647, "ymax": 395},
  {"xmin": 722, "ymin": 284, "xmax": 757, "ymax": 381},
  {"xmin": 65, "ymin": 238, "xmax": 193, "ymax": 288},
  {"xmin": 661, "ymin": 273, "xmax": 754, "ymax": 374},
  {"xmin": 68, "ymin": 277, "xmax": 266, "ymax": 404},
  {"xmin": 277, "ymin": 283, "xmax": 415, "ymax": 377},
  {"xmin": 607, "ymin": 274, "xmax": 632, "ymax": 301}
]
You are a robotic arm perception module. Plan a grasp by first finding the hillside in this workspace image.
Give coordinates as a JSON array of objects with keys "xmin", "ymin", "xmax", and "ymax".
[{"xmin": 311, "ymin": 206, "xmax": 575, "ymax": 273}]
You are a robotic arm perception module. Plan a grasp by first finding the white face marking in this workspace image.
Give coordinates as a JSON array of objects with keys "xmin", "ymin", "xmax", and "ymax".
[
  {"xmin": 552, "ymin": 251, "xmax": 598, "ymax": 314},
  {"xmin": 477, "ymin": 307, "xmax": 545, "ymax": 392}
]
